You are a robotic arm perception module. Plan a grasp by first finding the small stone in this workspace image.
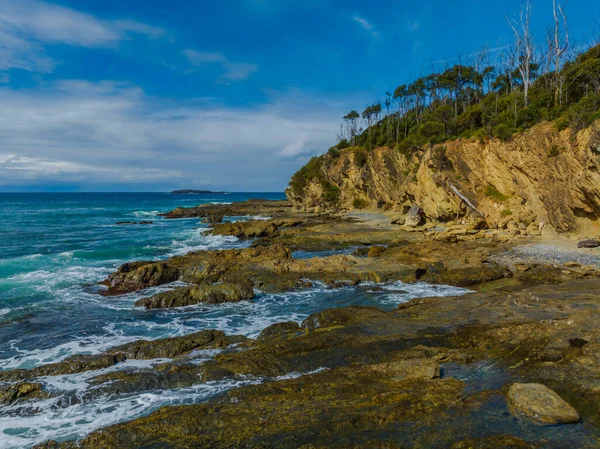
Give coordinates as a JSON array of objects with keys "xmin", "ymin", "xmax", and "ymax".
[
  {"xmin": 506, "ymin": 383, "xmax": 580, "ymax": 425},
  {"xmin": 578, "ymin": 239, "xmax": 600, "ymax": 248}
]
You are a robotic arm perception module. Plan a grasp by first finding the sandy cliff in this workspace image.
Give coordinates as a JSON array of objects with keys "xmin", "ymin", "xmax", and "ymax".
[{"xmin": 286, "ymin": 121, "xmax": 600, "ymax": 234}]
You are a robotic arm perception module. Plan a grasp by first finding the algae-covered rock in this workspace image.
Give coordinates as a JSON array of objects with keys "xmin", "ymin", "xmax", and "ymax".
[
  {"xmin": 100, "ymin": 260, "xmax": 179, "ymax": 296},
  {"xmin": 0, "ymin": 382, "xmax": 49, "ymax": 405},
  {"xmin": 60, "ymin": 366, "xmax": 466, "ymax": 449},
  {"xmin": 161, "ymin": 199, "xmax": 292, "ymax": 219},
  {"xmin": 350, "ymin": 358, "xmax": 440, "ymax": 381},
  {"xmin": 258, "ymin": 321, "xmax": 302, "ymax": 340},
  {"xmin": 506, "ymin": 383, "xmax": 580, "ymax": 425},
  {"xmin": 451, "ymin": 435, "xmax": 535, "ymax": 448},
  {"xmin": 106, "ymin": 330, "xmax": 245, "ymax": 360},
  {"xmin": 0, "ymin": 330, "xmax": 244, "ymax": 381},
  {"xmin": 210, "ymin": 220, "xmax": 279, "ymax": 238},
  {"xmin": 135, "ymin": 280, "xmax": 254, "ymax": 309},
  {"xmin": 301, "ymin": 306, "xmax": 389, "ymax": 331}
]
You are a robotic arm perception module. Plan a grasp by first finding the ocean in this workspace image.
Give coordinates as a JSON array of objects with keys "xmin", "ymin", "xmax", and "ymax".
[{"xmin": 0, "ymin": 192, "xmax": 469, "ymax": 448}]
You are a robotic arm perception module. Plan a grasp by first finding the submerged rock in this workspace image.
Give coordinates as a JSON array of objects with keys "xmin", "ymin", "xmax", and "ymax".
[
  {"xmin": 135, "ymin": 280, "xmax": 255, "ymax": 309},
  {"xmin": 506, "ymin": 383, "xmax": 580, "ymax": 425}
]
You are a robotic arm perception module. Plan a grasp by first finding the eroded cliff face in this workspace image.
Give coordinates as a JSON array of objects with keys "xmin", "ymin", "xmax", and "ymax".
[{"xmin": 286, "ymin": 121, "xmax": 600, "ymax": 233}]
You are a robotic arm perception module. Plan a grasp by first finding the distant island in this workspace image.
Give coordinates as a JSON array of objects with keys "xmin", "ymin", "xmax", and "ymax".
[{"xmin": 171, "ymin": 190, "xmax": 228, "ymax": 194}]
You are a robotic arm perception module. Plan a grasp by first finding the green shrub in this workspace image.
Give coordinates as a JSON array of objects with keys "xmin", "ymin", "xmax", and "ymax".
[
  {"xmin": 289, "ymin": 156, "xmax": 323, "ymax": 195},
  {"xmin": 352, "ymin": 198, "xmax": 369, "ymax": 209},
  {"xmin": 473, "ymin": 129, "xmax": 486, "ymax": 144},
  {"xmin": 493, "ymin": 124, "xmax": 513, "ymax": 141},
  {"xmin": 328, "ymin": 146, "xmax": 340, "ymax": 158},
  {"xmin": 484, "ymin": 185, "xmax": 509, "ymax": 202},
  {"xmin": 548, "ymin": 144, "xmax": 561, "ymax": 158},
  {"xmin": 354, "ymin": 149, "xmax": 368, "ymax": 167},
  {"xmin": 555, "ymin": 115, "xmax": 570, "ymax": 131},
  {"xmin": 500, "ymin": 209, "xmax": 513, "ymax": 216},
  {"xmin": 418, "ymin": 121, "xmax": 445, "ymax": 140},
  {"xmin": 322, "ymin": 182, "xmax": 340, "ymax": 205},
  {"xmin": 337, "ymin": 139, "xmax": 350, "ymax": 150}
]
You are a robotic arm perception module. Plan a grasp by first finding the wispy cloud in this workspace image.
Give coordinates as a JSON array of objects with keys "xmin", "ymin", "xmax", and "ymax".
[
  {"xmin": 407, "ymin": 20, "xmax": 420, "ymax": 32},
  {"xmin": 352, "ymin": 15, "xmax": 380, "ymax": 39},
  {"xmin": 183, "ymin": 49, "xmax": 258, "ymax": 82},
  {"xmin": 431, "ymin": 45, "xmax": 511, "ymax": 66},
  {"xmin": 0, "ymin": 80, "xmax": 342, "ymax": 190},
  {"xmin": 0, "ymin": 0, "xmax": 166, "ymax": 73}
]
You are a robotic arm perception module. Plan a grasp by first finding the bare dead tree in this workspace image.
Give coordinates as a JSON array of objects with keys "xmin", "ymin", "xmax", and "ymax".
[
  {"xmin": 550, "ymin": 0, "xmax": 569, "ymax": 74},
  {"xmin": 592, "ymin": 14, "xmax": 600, "ymax": 46},
  {"xmin": 545, "ymin": 0, "xmax": 569, "ymax": 106},
  {"xmin": 507, "ymin": 0, "xmax": 535, "ymax": 106}
]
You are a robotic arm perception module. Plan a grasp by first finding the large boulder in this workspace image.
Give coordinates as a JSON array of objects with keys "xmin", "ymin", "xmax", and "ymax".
[
  {"xmin": 506, "ymin": 383, "xmax": 580, "ymax": 425},
  {"xmin": 404, "ymin": 203, "xmax": 424, "ymax": 227}
]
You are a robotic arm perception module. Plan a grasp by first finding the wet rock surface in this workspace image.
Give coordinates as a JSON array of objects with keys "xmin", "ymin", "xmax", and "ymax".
[
  {"xmin": 25, "ymin": 277, "xmax": 600, "ymax": 448},
  {"xmin": 0, "ymin": 330, "xmax": 244, "ymax": 381},
  {"xmin": 17, "ymin": 200, "xmax": 600, "ymax": 448},
  {"xmin": 135, "ymin": 279, "xmax": 255, "ymax": 309},
  {"xmin": 0, "ymin": 382, "xmax": 50, "ymax": 405}
]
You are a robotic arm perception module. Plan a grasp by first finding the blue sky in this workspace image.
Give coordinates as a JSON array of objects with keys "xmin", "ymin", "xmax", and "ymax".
[{"xmin": 0, "ymin": 0, "xmax": 597, "ymax": 192}]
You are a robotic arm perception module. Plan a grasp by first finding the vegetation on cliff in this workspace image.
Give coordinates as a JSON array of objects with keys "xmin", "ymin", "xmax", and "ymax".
[{"xmin": 290, "ymin": 1, "xmax": 600, "ymax": 208}]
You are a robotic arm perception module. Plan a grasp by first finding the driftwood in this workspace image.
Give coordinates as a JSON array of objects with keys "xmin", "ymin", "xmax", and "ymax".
[{"xmin": 449, "ymin": 183, "xmax": 485, "ymax": 217}]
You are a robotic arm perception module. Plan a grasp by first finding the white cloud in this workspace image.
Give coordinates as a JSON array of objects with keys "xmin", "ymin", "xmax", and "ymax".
[
  {"xmin": 0, "ymin": 154, "xmax": 185, "ymax": 185},
  {"xmin": 183, "ymin": 49, "xmax": 258, "ymax": 82},
  {"xmin": 0, "ymin": 0, "xmax": 166, "ymax": 73},
  {"xmin": 182, "ymin": 50, "xmax": 227, "ymax": 65},
  {"xmin": 222, "ymin": 62, "xmax": 258, "ymax": 81},
  {"xmin": 280, "ymin": 140, "xmax": 308, "ymax": 158},
  {"xmin": 352, "ymin": 15, "xmax": 380, "ymax": 39},
  {"xmin": 0, "ymin": 81, "xmax": 344, "ymax": 190}
]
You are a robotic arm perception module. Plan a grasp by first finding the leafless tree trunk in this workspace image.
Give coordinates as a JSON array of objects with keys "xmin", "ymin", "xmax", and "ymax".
[
  {"xmin": 547, "ymin": 0, "xmax": 569, "ymax": 106},
  {"xmin": 507, "ymin": 0, "xmax": 535, "ymax": 106}
]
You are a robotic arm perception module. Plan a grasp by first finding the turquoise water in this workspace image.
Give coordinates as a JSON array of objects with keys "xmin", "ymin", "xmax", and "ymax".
[{"xmin": 0, "ymin": 192, "xmax": 469, "ymax": 448}]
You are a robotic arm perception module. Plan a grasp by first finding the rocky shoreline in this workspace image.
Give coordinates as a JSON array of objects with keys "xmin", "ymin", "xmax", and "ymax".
[{"xmin": 6, "ymin": 199, "xmax": 600, "ymax": 448}]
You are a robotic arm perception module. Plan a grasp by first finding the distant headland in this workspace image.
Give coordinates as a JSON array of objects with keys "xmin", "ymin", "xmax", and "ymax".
[{"xmin": 171, "ymin": 189, "xmax": 229, "ymax": 194}]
